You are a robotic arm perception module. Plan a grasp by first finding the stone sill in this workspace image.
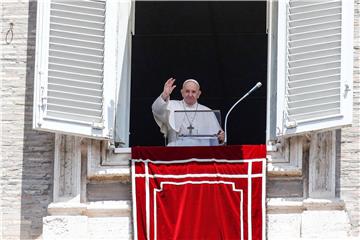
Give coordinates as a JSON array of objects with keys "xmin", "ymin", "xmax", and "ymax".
[
  {"xmin": 267, "ymin": 198, "xmax": 345, "ymax": 214},
  {"xmin": 267, "ymin": 163, "xmax": 302, "ymax": 177},
  {"xmin": 108, "ymin": 148, "xmax": 302, "ymax": 177},
  {"xmin": 48, "ymin": 198, "xmax": 345, "ymax": 217},
  {"xmin": 88, "ymin": 167, "xmax": 130, "ymax": 181},
  {"xmin": 48, "ymin": 200, "xmax": 131, "ymax": 217},
  {"xmin": 113, "ymin": 147, "xmax": 131, "ymax": 155}
]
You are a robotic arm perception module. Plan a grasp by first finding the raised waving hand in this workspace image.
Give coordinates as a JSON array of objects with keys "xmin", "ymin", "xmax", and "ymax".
[{"xmin": 161, "ymin": 77, "xmax": 176, "ymax": 100}]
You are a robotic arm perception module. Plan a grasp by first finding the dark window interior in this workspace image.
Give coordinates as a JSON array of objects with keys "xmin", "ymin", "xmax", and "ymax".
[{"xmin": 130, "ymin": 1, "xmax": 267, "ymax": 146}]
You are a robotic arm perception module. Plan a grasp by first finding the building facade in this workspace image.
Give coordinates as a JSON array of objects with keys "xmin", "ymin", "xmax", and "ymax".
[{"xmin": 1, "ymin": 0, "xmax": 359, "ymax": 239}]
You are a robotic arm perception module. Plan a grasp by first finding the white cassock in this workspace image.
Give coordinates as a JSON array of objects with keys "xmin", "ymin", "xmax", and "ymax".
[{"xmin": 152, "ymin": 96, "xmax": 222, "ymax": 146}]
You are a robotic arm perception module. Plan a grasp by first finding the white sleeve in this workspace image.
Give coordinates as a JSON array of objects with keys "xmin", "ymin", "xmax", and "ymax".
[
  {"xmin": 152, "ymin": 96, "xmax": 168, "ymax": 120},
  {"xmin": 152, "ymin": 96, "xmax": 170, "ymax": 136}
]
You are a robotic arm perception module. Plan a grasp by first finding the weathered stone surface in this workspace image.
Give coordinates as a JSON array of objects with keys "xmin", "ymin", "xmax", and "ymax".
[
  {"xmin": 43, "ymin": 216, "xmax": 88, "ymax": 240},
  {"xmin": 267, "ymin": 213, "xmax": 301, "ymax": 239},
  {"xmin": 301, "ymin": 211, "xmax": 350, "ymax": 239},
  {"xmin": 1, "ymin": 0, "xmax": 54, "ymax": 239},
  {"xmin": 88, "ymin": 217, "xmax": 131, "ymax": 240},
  {"xmin": 337, "ymin": 0, "xmax": 360, "ymax": 236},
  {"xmin": 268, "ymin": 210, "xmax": 351, "ymax": 239},
  {"xmin": 43, "ymin": 214, "xmax": 131, "ymax": 240}
]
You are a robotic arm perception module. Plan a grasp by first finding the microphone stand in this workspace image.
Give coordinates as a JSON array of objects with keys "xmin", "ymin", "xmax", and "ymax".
[{"xmin": 224, "ymin": 82, "xmax": 262, "ymax": 145}]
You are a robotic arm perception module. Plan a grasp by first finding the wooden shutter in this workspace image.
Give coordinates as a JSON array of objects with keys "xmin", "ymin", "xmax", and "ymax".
[
  {"xmin": 276, "ymin": 0, "xmax": 353, "ymax": 136},
  {"xmin": 33, "ymin": 0, "xmax": 119, "ymax": 139}
]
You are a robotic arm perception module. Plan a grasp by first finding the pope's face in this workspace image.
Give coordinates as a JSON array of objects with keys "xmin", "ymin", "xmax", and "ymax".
[{"xmin": 181, "ymin": 82, "xmax": 201, "ymax": 106}]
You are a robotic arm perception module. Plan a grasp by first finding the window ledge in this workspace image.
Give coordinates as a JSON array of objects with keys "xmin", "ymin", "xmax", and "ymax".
[
  {"xmin": 267, "ymin": 198, "xmax": 345, "ymax": 214},
  {"xmin": 267, "ymin": 162, "xmax": 302, "ymax": 177},
  {"xmin": 48, "ymin": 201, "xmax": 131, "ymax": 217},
  {"xmin": 113, "ymin": 147, "xmax": 131, "ymax": 154},
  {"xmin": 87, "ymin": 140, "xmax": 130, "ymax": 181}
]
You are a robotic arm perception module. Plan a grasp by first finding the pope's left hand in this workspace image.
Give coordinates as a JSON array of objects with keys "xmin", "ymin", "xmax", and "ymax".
[{"xmin": 217, "ymin": 130, "xmax": 225, "ymax": 144}]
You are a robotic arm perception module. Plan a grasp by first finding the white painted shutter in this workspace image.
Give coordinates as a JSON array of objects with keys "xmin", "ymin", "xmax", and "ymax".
[
  {"xmin": 114, "ymin": 1, "xmax": 134, "ymax": 147},
  {"xmin": 276, "ymin": 0, "xmax": 353, "ymax": 136},
  {"xmin": 33, "ymin": 0, "xmax": 120, "ymax": 139}
]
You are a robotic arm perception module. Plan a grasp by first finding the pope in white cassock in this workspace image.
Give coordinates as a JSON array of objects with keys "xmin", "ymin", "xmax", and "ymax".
[{"xmin": 152, "ymin": 78, "xmax": 225, "ymax": 146}]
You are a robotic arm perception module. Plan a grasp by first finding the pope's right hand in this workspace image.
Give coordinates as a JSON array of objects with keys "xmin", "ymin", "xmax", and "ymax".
[{"xmin": 161, "ymin": 77, "xmax": 176, "ymax": 100}]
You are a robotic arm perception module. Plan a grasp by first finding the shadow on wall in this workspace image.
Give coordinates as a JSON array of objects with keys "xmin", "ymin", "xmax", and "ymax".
[{"xmin": 21, "ymin": 1, "xmax": 55, "ymax": 238}]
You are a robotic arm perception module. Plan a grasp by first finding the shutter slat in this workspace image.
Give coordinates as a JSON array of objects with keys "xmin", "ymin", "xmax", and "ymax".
[
  {"xmin": 49, "ymin": 77, "xmax": 102, "ymax": 89},
  {"xmin": 290, "ymin": 20, "xmax": 341, "ymax": 35},
  {"xmin": 50, "ymin": 36, "xmax": 104, "ymax": 48},
  {"xmin": 47, "ymin": 103, "xmax": 102, "ymax": 116},
  {"xmin": 51, "ymin": 8, "xmax": 105, "ymax": 20},
  {"xmin": 289, "ymin": 54, "xmax": 341, "ymax": 68},
  {"xmin": 287, "ymin": 88, "xmax": 340, "ymax": 102},
  {"xmin": 290, "ymin": 0, "xmax": 339, "ymax": 8},
  {"xmin": 48, "ymin": 83, "xmax": 102, "ymax": 96},
  {"xmin": 288, "ymin": 94, "xmax": 340, "ymax": 109},
  {"xmin": 50, "ymin": 39, "xmax": 102, "ymax": 51},
  {"xmin": 49, "ymin": 70, "xmax": 102, "ymax": 83},
  {"xmin": 51, "ymin": 22, "xmax": 104, "ymax": 34},
  {"xmin": 289, "ymin": 19, "xmax": 341, "ymax": 33},
  {"xmin": 288, "ymin": 101, "xmax": 340, "ymax": 115},
  {"xmin": 49, "ymin": 56, "xmax": 103, "ymax": 69},
  {"xmin": 289, "ymin": 6, "xmax": 341, "ymax": 20},
  {"xmin": 289, "ymin": 109, "xmax": 340, "ymax": 121},
  {"xmin": 54, "ymin": 0, "xmax": 105, "ymax": 9},
  {"xmin": 289, "ymin": 41, "xmax": 340, "ymax": 54},
  {"xmin": 288, "ymin": 61, "xmax": 340, "ymax": 75},
  {"xmin": 289, "ymin": 47, "xmax": 340, "ymax": 61},
  {"xmin": 46, "ymin": 110, "xmax": 102, "ymax": 123},
  {"xmin": 289, "ymin": 27, "xmax": 341, "ymax": 41},
  {"xmin": 289, "ymin": 13, "xmax": 341, "ymax": 27},
  {"xmin": 51, "ymin": 16, "xmax": 104, "ymax": 29},
  {"xmin": 48, "ymin": 97, "xmax": 102, "ymax": 110},
  {"xmin": 288, "ymin": 74, "xmax": 340, "ymax": 88},
  {"xmin": 50, "ymin": 43, "xmax": 103, "ymax": 56},
  {"xmin": 50, "ymin": 28, "xmax": 104, "ymax": 41},
  {"xmin": 48, "ymin": 63, "xmax": 102, "ymax": 76},
  {"xmin": 48, "ymin": 90, "xmax": 102, "ymax": 103},
  {"xmin": 289, "ymin": 68, "xmax": 340, "ymax": 81},
  {"xmin": 290, "ymin": 1, "xmax": 341, "ymax": 14},
  {"xmin": 288, "ymin": 81, "xmax": 340, "ymax": 95},
  {"xmin": 49, "ymin": 49, "xmax": 102, "ymax": 62},
  {"xmin": 51, "ymin": 2, "xmax": 105, "ymax": 15},
  {"xmin": 289, "ymin": 34, "xmax": 341, "ymax": 48}
]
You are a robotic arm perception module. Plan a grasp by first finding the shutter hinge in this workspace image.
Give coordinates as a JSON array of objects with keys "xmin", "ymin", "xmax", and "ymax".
[
  {"xmin": 344, "ymin": 84, "xmax": 351, "ymax": 98},
  {"xmin": 40, "ymin": 95, "xmax": 47, "ymax": 107},
  {"xmin": 286, "ymin": 120, "xmax": 297, "ymax": 129},
  {"xmin": 107, "ymin": 128, "xmax": 113, "ymax": 139},
  {"xmin": 91, "ymin": 121, "xmax": 105, "ymax": 129},
  {"xmin": 39, "ymin": 70, "xmax": 47, "ymax": 109}
]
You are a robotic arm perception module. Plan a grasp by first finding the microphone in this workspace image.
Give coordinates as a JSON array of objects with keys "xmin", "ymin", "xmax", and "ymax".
[{"xmin": 223, "ymin": 82, "xmax": 262, "ymax": 145}]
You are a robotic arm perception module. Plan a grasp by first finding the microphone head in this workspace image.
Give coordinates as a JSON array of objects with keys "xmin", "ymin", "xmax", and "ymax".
[{"xmin": 256, "ymin": 82, "xmax": 262, "ymax": 88}]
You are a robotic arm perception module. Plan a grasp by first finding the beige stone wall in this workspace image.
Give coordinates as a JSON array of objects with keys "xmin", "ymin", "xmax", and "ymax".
[
  {"xmin": 0, "ymin": 0, "xmax": 359, "ymax": 239},
  {"xmin": 338, "ymin": 0, "xmax": 360, "ymax": 236},
  {"xmin": 1, "ymin": 0, "xmax": 54, "ymax": 239}
]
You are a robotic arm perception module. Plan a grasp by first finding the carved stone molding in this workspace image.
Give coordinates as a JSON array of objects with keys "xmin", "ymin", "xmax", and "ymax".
[
  {"xmin": 87, "ymin": 139, "xmax": 130, "ymax": 181},
  {"xmin": 309, "ymin": 131, "xmax": 336, "ymax": 198},
  {"xmin": 267, "ymin": 136, "xmax": 304, "ymax": 177},
  {"xmin": 53, "ymin": 134, "xmax": 82, "ymax": 202}
]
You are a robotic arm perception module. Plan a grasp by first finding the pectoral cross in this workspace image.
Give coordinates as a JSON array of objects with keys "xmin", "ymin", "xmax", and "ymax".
[{"xmin": 187, "ymin": 124, "xmax": 194, "ymax": 135}]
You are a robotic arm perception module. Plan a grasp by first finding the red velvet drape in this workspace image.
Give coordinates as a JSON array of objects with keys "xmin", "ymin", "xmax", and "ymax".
[{"xmin": 132, "ymin": 145, "xmax": 266, "ymax": 240}]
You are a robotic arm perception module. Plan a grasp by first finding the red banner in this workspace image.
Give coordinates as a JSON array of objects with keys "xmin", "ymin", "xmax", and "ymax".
[{"xmin": 132, "ymin": 145, "xmax": 266, "ymax": 240}]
